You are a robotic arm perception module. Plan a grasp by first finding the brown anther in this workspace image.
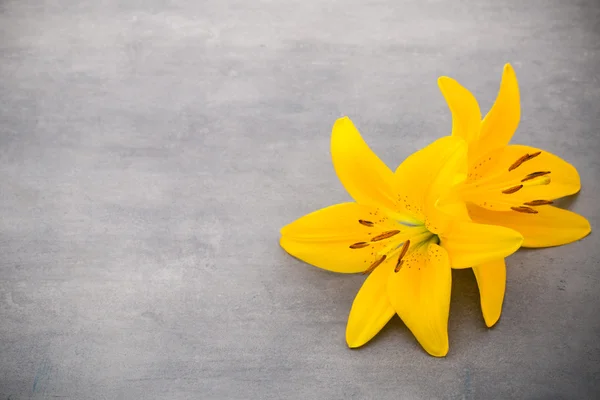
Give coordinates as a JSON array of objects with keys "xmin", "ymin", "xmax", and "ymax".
[
  {"xmin": 349, "ymin": 242, "xmax": 369, "ymax": 249},
  {"xmin": 358, "ymin": 219, "xmax": 374, "ymax": 227},
  {"xmin": 508, "ymin": 151, "xmax": 542, "ymax": 171},
  {"xmin": 501, "ymin": 184, "xmax": 524, "ymax": 194},
  {"xmin": 509, "ymin": 154, "xmax": 529, "ymax": 171},
  {"xmin": 394, "ymin": 260, "xmax": 404, "ymax": 273},
  {"xmin": 363, "ymin": 255, "xmax": 387, "ymax": 275},
  {"xmin": 371, "ymin": 230, "xmax": 401, "ymax": 242},
  {"xmin": 524, "ymin": 200, "xmax": 554, "ymax": 206},
  {"xmin": 511, "ymin": 206, "xmax": 539, "ymax": 214},
  {"xmin": 394, "ymin": 240, "xmax": 411, "ymax": 272},
  {"xmin": 521, "ymin": 171, "xmax": 551, "ymax": 182}
]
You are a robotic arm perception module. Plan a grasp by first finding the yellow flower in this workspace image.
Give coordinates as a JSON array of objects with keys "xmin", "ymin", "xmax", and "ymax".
[
  {"xmin": 438, "ymin": 64, "xmax": 592, "ymax": 327},
  {"xmin": 280, "ymin": 117, "xmax": 523, "ymax": 357}
]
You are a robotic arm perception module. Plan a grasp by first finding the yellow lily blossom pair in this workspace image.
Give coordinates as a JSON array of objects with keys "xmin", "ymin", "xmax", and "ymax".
[{"xmin": 279, "ymin": 64, "xmax": 591, "ymax": 357}]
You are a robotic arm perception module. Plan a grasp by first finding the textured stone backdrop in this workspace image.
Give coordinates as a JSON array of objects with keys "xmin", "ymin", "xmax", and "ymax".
[{"xmin": 1, "ymin": 0, "xmax": 599, "ymax": 399}]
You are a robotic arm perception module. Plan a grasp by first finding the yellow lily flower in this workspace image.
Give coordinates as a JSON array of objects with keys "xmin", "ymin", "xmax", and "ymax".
[
  {"xmin": 280, "ymin": 117, "xmax": 523, "ymax": 357},
  {"xmin": 438, "ymin": 64, "xmax": 592, "ymax": 327}
]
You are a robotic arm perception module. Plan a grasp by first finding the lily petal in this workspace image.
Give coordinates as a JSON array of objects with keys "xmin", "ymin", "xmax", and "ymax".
[
  {"xmin": 474, "ymin": 64, "xmax": 520, "ymax": 159},
  {"xmin": 440, "ymin": 220, "xmax": 523, "ymax": 269},
  {"xmin": 346, "ymin": 259, "xmax": 396, "ymax": 348},
  {"xmin": 472, "ymin": 259, "xmax": 506, "ymax": 327},
  {"xmin": 467, "ymin": 203, "xmax": 591, "ymax": 248},
  {"xmin": 387, "ymin": 243, "xmax": 451, "ymax": 357},
  {"xmin": 394, "ymin": 136, "xmax": 467, "ymax": 224},
  {"xmin": 425, "ymin": 143, "xmax": 469, "ymax": 234},
  {"xmin": 280, "ymin": 202, "xmax": 401, "ymax": 273},
  {"xmin": 438, "ymin": 76, "xmax": 482, "ymax": 146},
  {"xmin": 331, "ymin": 117, "xmax": 398, "ymax": 213}
]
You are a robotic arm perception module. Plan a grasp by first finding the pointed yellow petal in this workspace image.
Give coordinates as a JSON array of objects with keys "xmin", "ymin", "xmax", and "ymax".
[
  {"xmin": 467, "ymin": 203, "xmax": 591, "ymax": 248},
  {"xmin": 394, "ymin": 136, "xmax": 467, "ymax": 224},
  {"xmin": 440, "ymin": 220, "xmax": 523, "ymax": 269},
  {"xmin": 462, "ymin": 145, "xmax": 581, "ymax": 211},
  {"xmin": 438, "ymin": 76, "xmax": 482, "ymax": 145},
  {"xmin": 346, "ymin": 259, "xmax": 395, "ymax": 348},
  {"xmin": 427, "ymin": 201, "xmax": 471, "ymax": 244},
  {"xmin": 474, "ymin": 64, "xmax": 521, "ymax": 158},
  {"xmin": 425, "ymin": 142, "xmax": 468, "ymax": 234},
  {"xmin": 331, "ymin": 117, "xmax": 398, "ymax": 212},
  {"xmin": 280, "ymin": 203, "xmax": 402, "ymax": 273},
  {"xmin": 387, "ymin": 243, "xmax": 451, "ymax": 357},
  {"xmin": 472, "ymin": 259, "xmax": 506, "ymax": 327}
]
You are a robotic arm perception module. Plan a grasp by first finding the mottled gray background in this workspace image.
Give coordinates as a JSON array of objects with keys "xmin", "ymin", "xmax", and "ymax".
[{"xmin": 1, "ymin": 0, "xmax": 599, "ymax": 399}]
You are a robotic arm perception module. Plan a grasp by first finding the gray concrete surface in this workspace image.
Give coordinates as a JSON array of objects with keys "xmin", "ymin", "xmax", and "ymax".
[{"xmin": 1, "ymin": 0, "xmax": 599, "ymax": 399}]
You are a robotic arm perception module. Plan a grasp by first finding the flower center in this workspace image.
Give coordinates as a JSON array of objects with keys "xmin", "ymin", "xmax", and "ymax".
[
  {"xmin": 461, "ymin": 151, "xmax": 554, "ymax": 214},
  {"xmin": 502, "ymin": 152, "xmax": 554, "ymax": 214},
  {"xmin": 348, "ymin": 217, "xmax": 436, "ymax": 274}
]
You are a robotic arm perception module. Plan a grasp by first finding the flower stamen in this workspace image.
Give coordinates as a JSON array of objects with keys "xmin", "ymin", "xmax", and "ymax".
[
  {"xmin": 508, "ymin": 151, "xmax": 542, "ymax": 171},
  {"xmin": 349, "ymin": 242, "xmax": 370, "ymax": 249},
  {"xmin": 394, "ymin": 240, "xmax": 411, "ymax": 272},
  {"xmin": 521, "ymin": 171, "xmax": 551, "ymax": 182},
  {"xmin": 524, "ymin": 200, "xmax": 554, "ymax": 206},
  {"xmin": 511, "ymin": 206, "xmax": 538, "ymax": 214},
  {"xmin": 501, "ymin": 184, "xmax": 523, "ymax": 194},
  {"xmin": 362, "ymin": 255, "xmax": 387, "ymax": 275},
  {"xmin": 371, "ymin": 230, "xmax": 401, "ymax": 242}
]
